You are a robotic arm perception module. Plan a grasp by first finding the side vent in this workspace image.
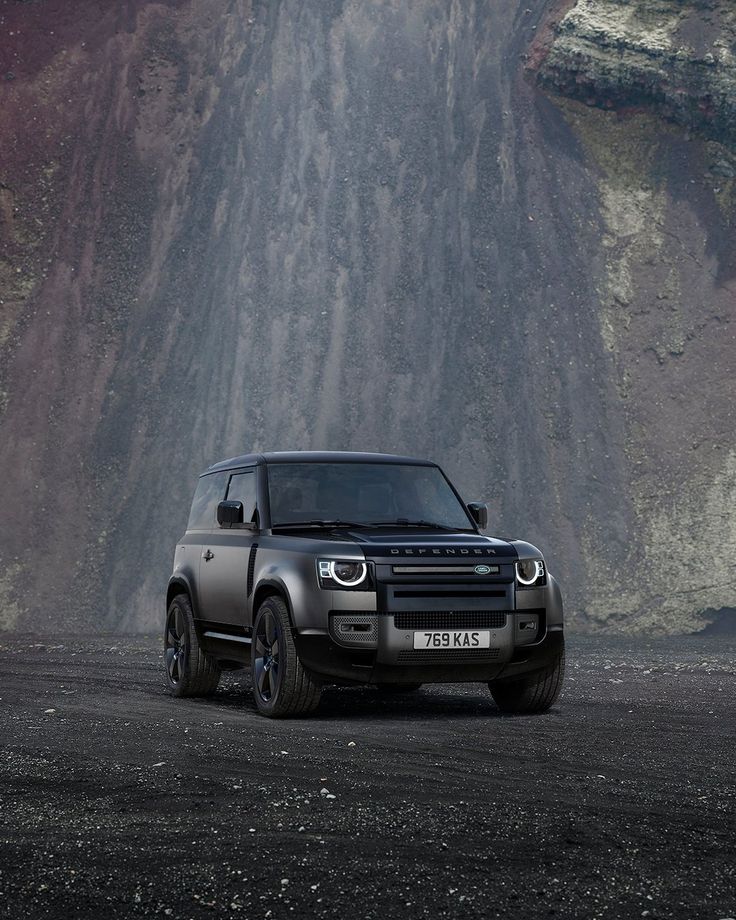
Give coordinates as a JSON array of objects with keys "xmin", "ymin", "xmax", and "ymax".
[{"xmin": 247, "ymin": 543, "xmax": 258, "ymax": 597}]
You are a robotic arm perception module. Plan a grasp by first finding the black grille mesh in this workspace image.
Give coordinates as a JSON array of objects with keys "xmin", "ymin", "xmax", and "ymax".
[
  {"xmin": 329, "ymin": 614, "xmax": 378, "ymax": 644},
  {"xmin": 393, "ymin": 611, "xmax": 507, "ymax": 630},
  {"xmin": 397, "ymin": 648, "xmax": 501, "ymax": 663}
]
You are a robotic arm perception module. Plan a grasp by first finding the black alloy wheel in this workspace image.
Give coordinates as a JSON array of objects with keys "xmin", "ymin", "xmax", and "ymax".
[
  {"xmin": 251, "ymin": 595, "xmax": 322, "ymax": 717},
  {"xmin": 165, "ymin": 604, "xmax": 187, "ymax": 687},
  {"xmin": 254, "ymin": 606, "xmax": 281, "ymax": 703},
  {"xmin": 163, "ymin": 593, "xmax": 221, "ymax": 697}
]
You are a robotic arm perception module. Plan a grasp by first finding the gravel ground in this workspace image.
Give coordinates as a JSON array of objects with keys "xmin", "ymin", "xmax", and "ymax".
[{"xmin": 0, "ymin": 634, "xmax": 734, "ymax": 919}]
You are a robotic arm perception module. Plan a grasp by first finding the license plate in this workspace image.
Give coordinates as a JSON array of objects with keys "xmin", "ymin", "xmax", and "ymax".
[{"xmin": 412, "ymin": 630, "xmax": 491, "ymax": 650}]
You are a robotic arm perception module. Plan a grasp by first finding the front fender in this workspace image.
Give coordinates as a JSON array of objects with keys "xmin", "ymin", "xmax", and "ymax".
[
  {"xmin": 250, "ymin": 540, "xmax": 337, "ymax": 632},
  {"xmin": 251, "ymin": 574, "xmax": 298, "ymax": 628},
  {"xmin": 546, "ymin": 573, "xmax": 564, "ymax": 628}
]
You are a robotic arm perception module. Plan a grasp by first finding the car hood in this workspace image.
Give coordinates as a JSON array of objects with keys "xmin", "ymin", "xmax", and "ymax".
[{"xmin": 345, "ymin": 529, "xmax": 518, "ymax": 559}]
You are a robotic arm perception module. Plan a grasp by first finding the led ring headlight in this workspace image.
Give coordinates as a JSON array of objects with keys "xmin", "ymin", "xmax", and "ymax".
[
  {"xmin": 319, "ymin": 560, "xmax": 368, "ymax": 587},
  {"xmin": 516, "ymin": 559, "xmax": 544, "ymax": 586}
]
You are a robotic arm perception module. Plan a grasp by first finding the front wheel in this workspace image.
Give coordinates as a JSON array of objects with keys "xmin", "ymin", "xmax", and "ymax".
[
  {"xmin": 251, "ymin": 596, "xmax": 322, "ymax": 718},
  {"xmin": 488, "ymin": 643, "xmax": 565, "ymax": 714}
]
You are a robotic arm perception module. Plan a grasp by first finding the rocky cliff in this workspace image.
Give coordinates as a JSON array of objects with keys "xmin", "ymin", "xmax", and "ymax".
[
  {"xmin": 0, "ymin": 0, "xmax": 733, "ymax": 635},
  {"xmin": 538, "ymin": 0, "xmax": 736, "ymax": 146}
]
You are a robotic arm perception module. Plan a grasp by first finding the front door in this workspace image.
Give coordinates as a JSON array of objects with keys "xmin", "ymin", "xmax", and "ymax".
[{"xmin": 198, "ymin": 468, "xmax": 258, "ymax": 629}]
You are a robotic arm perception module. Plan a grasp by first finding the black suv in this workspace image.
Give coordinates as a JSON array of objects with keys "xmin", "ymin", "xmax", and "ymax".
[{"xmin": 165, "ymin": 451, "xmax": 564, "ymax": 717}]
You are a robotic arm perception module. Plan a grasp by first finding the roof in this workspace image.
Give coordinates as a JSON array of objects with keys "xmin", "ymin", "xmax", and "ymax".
[{"xmin": 204, "ymin": 450, "xmax": 436, "ymax": 474}]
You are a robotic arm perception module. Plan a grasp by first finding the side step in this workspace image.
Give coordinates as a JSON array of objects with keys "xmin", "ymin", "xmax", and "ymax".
[{"xmin": 202, "ymin": 630, "xmax": 251, "ymax": 644}]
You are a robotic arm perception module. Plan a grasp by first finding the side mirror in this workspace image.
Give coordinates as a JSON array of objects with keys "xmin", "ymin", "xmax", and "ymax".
[
  {"xmin": 467, "ymin": 501, "xmax": 488, "ymax": 530},
  {"xmin": 217, "ymin": 500, "xmax": 244, "ymax": 527}
]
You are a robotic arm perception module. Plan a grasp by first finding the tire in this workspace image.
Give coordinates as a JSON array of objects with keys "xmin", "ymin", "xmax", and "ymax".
[
  {"xmin": 489, "ymin": 643, "xmax": 565, "ymax": 714},
  {"xmin": 377, "ymin": 683, "xmax": 423, "ymax": 693},
  {"xmin": 251, "ymin": 595, "xmax": 322, "ymax": 718},
  {"xmin": 164, "ymin": 593, "xmax": 221, "ymax": 697}
]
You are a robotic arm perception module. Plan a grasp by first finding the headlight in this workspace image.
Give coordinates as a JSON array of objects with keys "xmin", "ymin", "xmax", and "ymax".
[
  {"xmin": 318, "ymin": 559, "xmax": 369, "ymax": 589},
  {"xmin": 515, "ymin": 559, "xmax": 545, "ymax": 586}
]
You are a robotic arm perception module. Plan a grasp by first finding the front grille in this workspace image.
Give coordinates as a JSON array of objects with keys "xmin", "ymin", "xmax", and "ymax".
[
  {"xmin": 397, "ymin": 648, "xmax": 501, "ymax": 663},
  {"xmin": 393, "ymin": 611, "xmax": 507, "ymax": 630},
  {"xmin": 392, "ymin": 565, "xmax": 501, "ymax": 574},
  {"xmin": 393, "ymin": 590, "xmax": 507, "ymax": 599}
]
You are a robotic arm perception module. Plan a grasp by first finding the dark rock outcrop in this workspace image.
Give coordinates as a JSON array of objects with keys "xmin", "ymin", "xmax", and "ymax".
[{"xmin": 538, "ymin": 0, "xmax": 736, "ymax": 147}]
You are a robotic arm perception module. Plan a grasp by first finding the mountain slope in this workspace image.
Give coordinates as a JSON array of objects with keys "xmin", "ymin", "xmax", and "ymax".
[{"xmin": 0, "ymin": 0, "xmax": 733, "ymax": 634}]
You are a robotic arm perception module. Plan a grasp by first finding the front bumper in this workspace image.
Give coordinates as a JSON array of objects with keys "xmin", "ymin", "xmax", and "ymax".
[
  {"xmin": 294, "ymin": 611, "xmax": 563, "ymax": 685},
  {"xmin": 293, "ymin": 565, "xmax": 564, "ymax": 684}
]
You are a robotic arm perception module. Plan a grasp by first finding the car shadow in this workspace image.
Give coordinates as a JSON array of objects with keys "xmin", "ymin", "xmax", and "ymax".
[{"xmin": 205, "ymin": 676, "xmax": 505, "ymax": 721}]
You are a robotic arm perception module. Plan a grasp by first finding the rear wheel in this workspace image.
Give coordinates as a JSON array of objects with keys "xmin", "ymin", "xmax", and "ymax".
[
  {"xmin": 488, "ymin": 643, "xmax": 565, "ymax": 714},
  {"xmin": 164, "ymin": 594, "xmax": 221, "ymax": 697},
  {"xmin": 251, "ymin": 596, "xmax": 322, "ymax": 718}
]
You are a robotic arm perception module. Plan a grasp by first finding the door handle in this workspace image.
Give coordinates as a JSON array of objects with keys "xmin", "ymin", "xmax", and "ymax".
[{"xmin": 203, "ymin": 549, "xmax": 214, "ymax": 561}]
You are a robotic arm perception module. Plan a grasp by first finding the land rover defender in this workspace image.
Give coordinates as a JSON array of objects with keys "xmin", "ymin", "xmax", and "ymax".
[{"xmin": 165, "ymin": 451, "xmax": 564, "ymax": 717}]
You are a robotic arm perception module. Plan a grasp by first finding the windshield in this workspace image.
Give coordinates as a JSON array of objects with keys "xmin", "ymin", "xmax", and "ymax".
[{"xmin": 267, "ymin": 462, "xmax": 474, "ymax": 531}]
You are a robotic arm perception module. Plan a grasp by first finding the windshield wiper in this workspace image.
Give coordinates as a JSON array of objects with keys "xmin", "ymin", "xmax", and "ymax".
[
  {"xmin": 368, "ymin": 519, "xmax": 462, "ymax": 531},
  {"xmin": 272, "ymin": 519, "xmax": 469, "ymax": 532},
  {"xmin": 272, "ymin": 519, "xmax": 373, "ymax": 530}
]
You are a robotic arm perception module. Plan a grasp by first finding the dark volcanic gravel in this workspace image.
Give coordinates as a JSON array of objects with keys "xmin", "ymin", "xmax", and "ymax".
[{"xmin": 0, "ymin": 635, "xmax": 734, "ymax": 919}]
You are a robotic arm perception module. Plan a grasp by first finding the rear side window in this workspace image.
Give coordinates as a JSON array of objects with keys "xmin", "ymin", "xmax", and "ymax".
[
  {"xmin": 226, "ymin": 470, "xmax": 257, "ymax": 524},
  {"xmin": 187, "ymin": 472, "xmax": 228, "ymax": 531}
]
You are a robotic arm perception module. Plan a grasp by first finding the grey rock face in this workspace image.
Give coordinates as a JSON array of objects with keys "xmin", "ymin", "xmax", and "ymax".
[{"xmin": 0, "ymin": 0, "xmax": 734, "ymax": 635}]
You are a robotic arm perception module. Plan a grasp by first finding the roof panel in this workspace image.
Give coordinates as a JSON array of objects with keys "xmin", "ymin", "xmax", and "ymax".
[{"xmin": 204, "ymin": 450, "xmax": 435, "ymax": 474}]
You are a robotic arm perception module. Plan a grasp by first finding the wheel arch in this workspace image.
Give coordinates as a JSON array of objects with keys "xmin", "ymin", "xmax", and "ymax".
[
  {"xmin": 166, "ymin": 576, "xmax": 198, "ymax": 617},
  {"xmin": 252, "ymin": 578, "xmax": 295, "ymax": 627}
]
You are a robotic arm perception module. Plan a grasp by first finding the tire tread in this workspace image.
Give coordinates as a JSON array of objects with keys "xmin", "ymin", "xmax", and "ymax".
[
  {"xmin": 253, "ymin": 596, "xmax": 321, "ymax": 718},
  {"xmin": 489, "ymin": 642, "xmax": 565, "ymax": 714},
  {"xmin": 165, "ymin": 593, "xmax": 221, "ymax": 697}
]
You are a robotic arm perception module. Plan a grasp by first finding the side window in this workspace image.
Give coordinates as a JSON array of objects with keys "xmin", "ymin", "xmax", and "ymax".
[
  {"xmin": 226, "ymin": 470, "xmax": 257, "ymax": 524},
  {"xmin": 186, "ymin": 472, "xmax": 228, "ymax": 531}
]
